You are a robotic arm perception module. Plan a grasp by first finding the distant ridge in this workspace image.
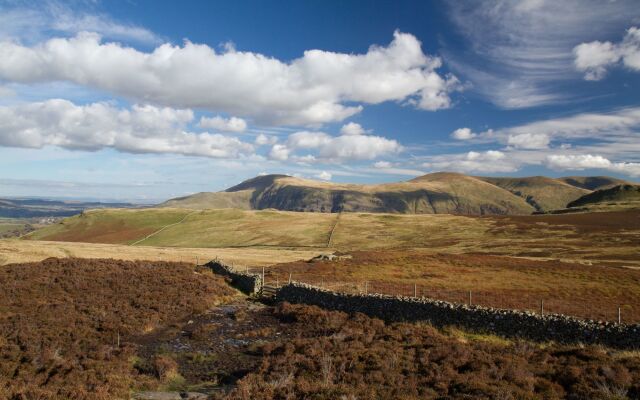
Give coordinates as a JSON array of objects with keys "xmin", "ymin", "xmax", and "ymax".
[
  {"xmin": 0, "ymin": 198, "xmax": 136, "ymax": 218},
  {"xmin": 160, "ymin": 173, "xmax": 634, "ymax": 216},
  {"xmin": 567, "ymin": 184, "xmax": 640, "ymax": 208},
  {"xmin": 558, "ymin": 176, "xmax": 629, "ymax": 191}
]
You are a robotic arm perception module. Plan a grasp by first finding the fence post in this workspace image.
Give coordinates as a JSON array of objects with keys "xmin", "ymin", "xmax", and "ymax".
[
  {"xmin": 262, "ymin": 266, "xmax": 265, "ymax": 285},
  {"xmin": 246, "ymin": 265, "xmax": 248, "ymax": 274},
  {"xmin": 540, "ymin": 300, "xmax": 544, "ymax": 316},
  {"xmin": 364, "ymin": 281, "xmax": 368, "ymax": 294},
  {"xmin": 618, "ymin": 307, "xmax": 622, "ymax": 324},
  {"xmin": 288, "ymin": 272, "xmax": 292, "ymax": 284},
  {"xmin": 414, "ymin": 284, "xmax": 417, "ymax": 298},
  {"xmin": 468, "ymin": 291, "xmax": 472, "ymax": 306}
]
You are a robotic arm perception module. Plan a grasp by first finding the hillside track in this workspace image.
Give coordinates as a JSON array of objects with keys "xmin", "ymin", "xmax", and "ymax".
[
  {"xmin": 130, "ymin": 210, "xmax": 198, "ymax": 246},
  {"xmin": 326, "ymin": 212, "xmax": 341, "ymax": 247}
]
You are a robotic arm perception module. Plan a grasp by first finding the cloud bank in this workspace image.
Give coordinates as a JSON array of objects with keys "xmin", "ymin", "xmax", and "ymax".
[
  {"xmin": 0, "ymin": 99, "xmax": 254, "ymax": 158},
  {"xmin": 0, "ymin": 31, "xmax": 457, "ymax": 126}
]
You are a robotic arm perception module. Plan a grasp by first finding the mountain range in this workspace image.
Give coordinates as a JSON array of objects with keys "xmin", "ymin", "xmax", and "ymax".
[
  {"xmin": 0, "ymin": 198, "xmax": 136, "ymax": 218},
  {"xmin": 161, "ymin": 173, "xmax": 634, "ymax": 215}
]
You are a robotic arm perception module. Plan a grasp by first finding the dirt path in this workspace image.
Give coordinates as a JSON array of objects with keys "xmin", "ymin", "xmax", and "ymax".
[
  {"xmin": 130, "ymin": 211, "xmax": 198, "ymax": 246},
  {"xmin": 131, "ymin": 296, "xmax": 294, "ymax": 397},
  {"xmin": 326, "ymin": 212, "xmax": 341, "ymax": 248}
]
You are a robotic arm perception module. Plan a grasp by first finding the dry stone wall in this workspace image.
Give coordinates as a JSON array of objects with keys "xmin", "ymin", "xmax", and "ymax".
[
  {"xmin": 205, "ymin": 260, "xmax": 262, "ymax": 294},
  {"xmin": 277, "ymin": 283, "xmax": 640, "ymax": 348}
]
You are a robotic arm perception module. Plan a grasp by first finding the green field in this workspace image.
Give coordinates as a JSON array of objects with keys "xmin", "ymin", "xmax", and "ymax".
[{"xmin": 0, "ymin": 218, "xmax": 35, "ymax": 238}]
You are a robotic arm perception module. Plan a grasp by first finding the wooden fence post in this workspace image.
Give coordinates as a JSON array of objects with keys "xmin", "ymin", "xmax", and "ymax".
[
  {"xmin": 414, "ymin": 284, "xmax": 417, "ymax": 297},
  {"xmin": 618, "ymin": 307, "xmax": 622, "ymax": 324},
  {"xmin": 262, "ymin": 266, "xmax": 265, "ymax": 285},
  {"xmin": 288, "ymin": 272, "xmax": 292, "ymax": 284},
  {"xmin": 468, "ymin": 291, "xmax": 472, "ymax": 306},
  {"xmin": 540, "ymin": 300, "xmax": 544, "ymax": 316},
  {"xmin": 364, "ymin": 281, "xmax": 368, "ymax": 294}
]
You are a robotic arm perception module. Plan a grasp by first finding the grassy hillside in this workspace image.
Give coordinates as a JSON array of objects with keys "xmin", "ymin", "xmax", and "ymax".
[
  {"xmin": 24, "ymin": 207, "xmax": 640, "ymax": 268},
  {"xmin": 27, "ymin": 208, "xmax": 193, "ymax": 244},
  {"xmin": 28, "ymin": 208, "xmax": 338, "ymax": 248}
]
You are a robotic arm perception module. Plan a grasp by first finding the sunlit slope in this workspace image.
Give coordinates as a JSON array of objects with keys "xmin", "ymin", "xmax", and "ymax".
[
  {"xmin": 477, "ymin": 176, "xmax": 590, "ymax": 211},
  {"xmin": 28, "ymin": 208, "xmax": 337, "ymax": 248},
  {"xmin": 26, "ymin": 207, "xmax": 493, "ymax": 249},
  {"xmin": 26, "ymin": 208, "xmax": 192, "ymax": 244},
  {"xmin": 160, "ymin": 190, "xmax": 253, "ymax": 210},
  {"xmin": 24, "ymin": 207, "xmax": 640, "ymax": 267}
]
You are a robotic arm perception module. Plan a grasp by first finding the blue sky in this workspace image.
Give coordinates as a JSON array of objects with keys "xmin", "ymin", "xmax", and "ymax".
[{"xmin": 0, "ymin": 0, "xmax": 639, "ymax": 202}]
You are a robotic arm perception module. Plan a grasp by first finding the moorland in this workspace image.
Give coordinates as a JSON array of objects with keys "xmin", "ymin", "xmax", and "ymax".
[{"xmin": 2, "ymin": 172, "xmax": 639, "ymax": 399}]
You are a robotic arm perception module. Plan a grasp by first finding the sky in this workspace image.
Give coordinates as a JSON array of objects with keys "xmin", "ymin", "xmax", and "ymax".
[{"xmin": 0, "ymin": 0, "xmax": 639, "ymax": 202}]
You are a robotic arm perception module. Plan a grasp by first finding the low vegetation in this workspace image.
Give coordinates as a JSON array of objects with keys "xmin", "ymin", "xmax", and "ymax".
[
  {"xmin": 224, "ymin": 303, "xmax": 640, "ymax": 399},
  {"xmin": 2, "ymin": 257, "xmax": 639, "ymax": 399},
  {"xmin": 0, "ymin": 258, "xmax": 235, "ymax": 399}
]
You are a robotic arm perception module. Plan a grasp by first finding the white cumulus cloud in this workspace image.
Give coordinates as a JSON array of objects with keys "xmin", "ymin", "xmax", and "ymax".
[
  {"xmin": 451, "ymin": 127, "xmax": 477, "ymax": 140},
  {"xmin": 255, "ymin": 133, "xmax": 278, "ymax": 146},
  {"xmin": 268, "ymin": 144, "xmax": 290, "ymax": 161},
  {"xmin": 574, "ymin": 26, "xmax": 640, "ymax": 80},
  {"xmin": 340, "ymin": 122, "xmax": 367, "ymax": 135},
  {"xmin": 507, "ymin": 133, "xmax": 550, "ymax": 149},
  {"xmin": 0, "ymin": 31, "xmax": 457, "ymax": 126},
  {"xmin": 373, "ymin": 161, "xmax": 393, "ymax": 168},
  {"xmin": 199, "ymin": 116, "xmax": 247, "ymax": 133},
  {"xmin": 315, "ymin": 171, "xmax": 332, "ymax": 181},
  {"xmin": 318, "ymin": 135, "xmax": 402, "ymax": 160},
  {"xmin": 268, "ymin": 129, "xmax": 402, "ymax": 162}
]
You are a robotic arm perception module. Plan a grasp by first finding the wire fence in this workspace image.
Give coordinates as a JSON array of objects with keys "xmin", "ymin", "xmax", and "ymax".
[{"xmin": 240, "ymin": 266, "xmax": 637, "ymax": 324}]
